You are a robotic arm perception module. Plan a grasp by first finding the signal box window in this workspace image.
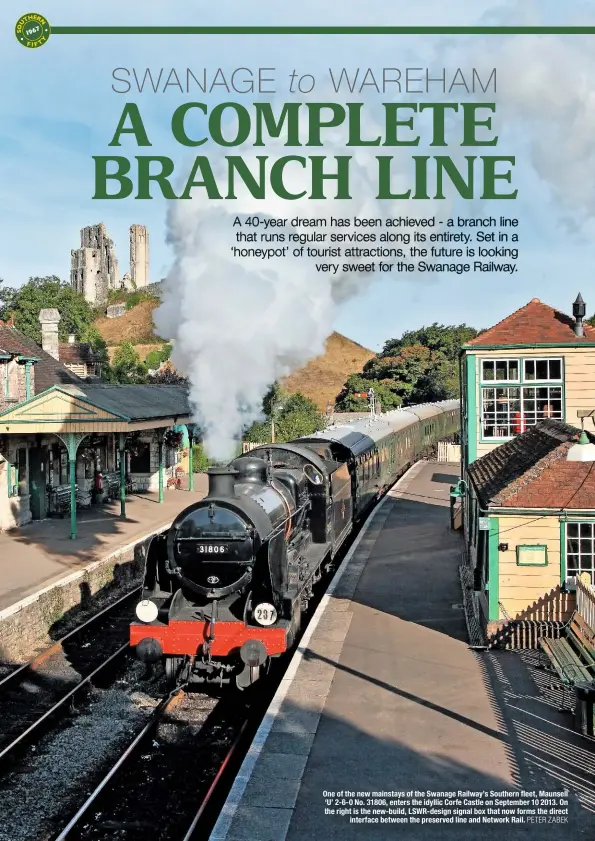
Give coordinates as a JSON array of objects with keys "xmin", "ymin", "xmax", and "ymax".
[{"xmin": 480, "ymin": 357, "xmax": 563, "ymax": 439}]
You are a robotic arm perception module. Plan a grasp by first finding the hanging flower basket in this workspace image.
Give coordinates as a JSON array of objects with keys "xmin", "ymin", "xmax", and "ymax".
[{"xmin": 164, "ymin": 429, "xmax": 184, "ymax": 450}]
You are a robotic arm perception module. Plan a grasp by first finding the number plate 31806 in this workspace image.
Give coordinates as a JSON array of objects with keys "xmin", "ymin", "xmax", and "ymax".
[{"xmin": 197, "ymin": 544, "xmax": 228, "ymax": 554}]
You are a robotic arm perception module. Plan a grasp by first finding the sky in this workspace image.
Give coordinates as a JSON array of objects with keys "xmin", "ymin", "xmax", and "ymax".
[{"xmin": 2, "ymin": 1, "xmax": 595, "ymax": 352}]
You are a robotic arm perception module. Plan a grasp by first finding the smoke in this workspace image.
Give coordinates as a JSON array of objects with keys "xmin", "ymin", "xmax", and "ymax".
[{"xmin": 153, "ymin": 110, "xmax": 440, "ymax": 459}]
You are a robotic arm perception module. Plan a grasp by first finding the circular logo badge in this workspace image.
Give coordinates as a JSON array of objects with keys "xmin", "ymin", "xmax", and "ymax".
[{"xmin": 15, "ymin": 13, "xmax": 50, "ymax": 48}]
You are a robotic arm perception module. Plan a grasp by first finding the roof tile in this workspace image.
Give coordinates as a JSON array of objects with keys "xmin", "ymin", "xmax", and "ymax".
[
  {"xmin": 58, "ymin": 343, "xmax": 100, "ymax": 364},
  {"xmin": 464, "ymin": 299, "xmax": 595, "ymax": 347},
  {"xmin": 0, "ymin": 325, "xmax": 82, "ymax": 392},
  {"xmin": 468, "ymin": 419, "xmax": 595, "ymax": 509}
]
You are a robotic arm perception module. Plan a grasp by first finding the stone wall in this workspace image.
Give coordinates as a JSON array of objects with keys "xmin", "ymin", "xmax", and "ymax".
[
  {"xmin": 130, "ymin": 224, "xmax": 149, "ymax": 288},
  {"xmin": 0, "ymin": 436, "xmax": 32, "ymax": 530},
  {"xmin": 0, "ymin": 525, "xmax": 166, "ymax": 664},
  {"xmin": 131, "ymin": 437, "xmax": 176, "ymax": 491}
]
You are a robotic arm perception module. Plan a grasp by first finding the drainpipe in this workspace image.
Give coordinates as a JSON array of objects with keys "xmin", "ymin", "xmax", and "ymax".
[{"xmin": 24, "ymin": 361, "xmax": 32, "ymax": 400}]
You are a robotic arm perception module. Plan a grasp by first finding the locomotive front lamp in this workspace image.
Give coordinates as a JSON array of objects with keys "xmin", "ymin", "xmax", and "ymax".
[{"xmin": 136, "ymin": 599, "xmax": 159, "ymax": 623}]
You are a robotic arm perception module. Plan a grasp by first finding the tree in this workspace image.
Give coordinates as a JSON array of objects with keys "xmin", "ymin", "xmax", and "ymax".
[
  {"xmin": 335, "ymin": 374, "xmax": 403, "ymax": 412},
  {"xmin": 108, "ymin": 341, "xmax": 148, "ymax": 384},
  {"xmin": 243, "ymin": 385, "xmax": 325, "ymax": 443},
  {"xmin": 336, "ymin": 323, "xmax": 479, "ymax": 409},
  {"xmin": 149, "ymin": 366, "xmax": 187, "ymax": 384},
  {"xmin": 145, "ymin": 343, "xmax": 172, "ymax": 370},
  {"xmin": 379, "ymin": 323, "xmax": 478, "ymax": 362},
  {"xmin": 79, "ymin": 324, "xmax": 109, "ymax": 365},
  {"xmin": 0, "ymin": 276, "xmax": 95, "ymax": 344}
]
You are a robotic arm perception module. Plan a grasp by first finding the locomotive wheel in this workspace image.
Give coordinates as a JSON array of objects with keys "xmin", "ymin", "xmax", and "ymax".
[{"xmin": 165, "ymin": 656, "xmax": 184, "ymax": 686}]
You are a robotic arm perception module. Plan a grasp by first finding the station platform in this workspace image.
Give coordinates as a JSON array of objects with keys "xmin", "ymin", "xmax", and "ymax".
[
  {"xmin": 0, "ymin": 475, "xmax": 208, "ymax": 614},
  {"xmin": 211, "ymin": 461, "xmax": 595, "ymax": 841}
]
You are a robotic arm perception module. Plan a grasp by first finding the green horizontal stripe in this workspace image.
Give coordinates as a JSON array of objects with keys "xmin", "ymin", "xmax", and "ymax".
[
  {"xmin": 50, "ymin": 26, "xmax": 595, "ymax": 35},
  {"xmin": 463, "ymin": 343, "xmax": 595, "ymax": 349}
]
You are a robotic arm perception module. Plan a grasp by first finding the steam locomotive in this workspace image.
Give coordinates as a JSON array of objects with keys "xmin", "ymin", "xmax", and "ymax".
[{"xmin": 130, "ymin": 400, "xmax": 459, "ymax": 688}]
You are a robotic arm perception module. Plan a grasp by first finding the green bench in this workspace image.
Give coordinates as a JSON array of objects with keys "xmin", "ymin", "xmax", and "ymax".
[{"xmin": 540, "ymin": 613, "xmax": 595, "ymax": 708}]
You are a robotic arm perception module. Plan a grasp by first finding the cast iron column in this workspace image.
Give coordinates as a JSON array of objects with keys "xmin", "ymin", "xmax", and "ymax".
[
  {"xmin": 186, "ymin": 423, "xmax": 197, "ymax": 492},
  {"xmin": 56, "ymin": 432, "xmax": 88, "ymax": 540},
  {"xmin": 119, "ymin": 432, "xmax": 126, "ymax": 520},
  {"xmin": 157, "ymin": 429, "xmax": 165, "ymax": 503}
]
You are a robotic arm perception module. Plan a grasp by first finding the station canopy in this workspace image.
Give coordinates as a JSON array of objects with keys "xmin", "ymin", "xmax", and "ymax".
[{"xmin": 0, "ymin": 383, "xmax": 193, "ymax": 434}]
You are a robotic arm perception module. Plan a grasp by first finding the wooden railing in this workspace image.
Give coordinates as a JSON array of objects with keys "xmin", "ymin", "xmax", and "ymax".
[{"xmin": 576, "ymin": 572, "xmax": 595, "ymax": 631}]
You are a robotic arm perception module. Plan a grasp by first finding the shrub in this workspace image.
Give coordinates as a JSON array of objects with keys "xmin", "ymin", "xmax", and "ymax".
[{"xmin": 191, "ymin": 444, "xmax": 212, "ymax": 473}]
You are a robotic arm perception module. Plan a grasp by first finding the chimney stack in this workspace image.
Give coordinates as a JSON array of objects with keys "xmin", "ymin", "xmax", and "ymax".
[
  {"xmin": 573, "ymin": 293, "xmax": 586, "ymax": 337},
  {"xmin": 38, "ymin": 309, "xmax": 61, "ymax": 360},
  {"xmin": 206, "ymin": 467, "xmax": 239, "ymax": 498}
]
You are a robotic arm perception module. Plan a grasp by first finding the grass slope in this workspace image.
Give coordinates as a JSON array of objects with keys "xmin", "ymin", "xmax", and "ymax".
[{"xmin": 95, "ymin": 300, "xmax": 374, "ymax": 407}]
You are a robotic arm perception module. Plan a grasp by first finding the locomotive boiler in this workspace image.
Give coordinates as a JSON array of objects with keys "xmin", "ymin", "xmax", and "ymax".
[{"xmin": 130, "ymin": 399, "xmax": 459, "ymax": 688}]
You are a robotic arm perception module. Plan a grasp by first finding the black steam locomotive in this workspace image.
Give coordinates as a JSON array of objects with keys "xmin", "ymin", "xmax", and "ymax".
[{"xmin": 130, "ymin": 400, "xmax": 459, "ymax": 688}]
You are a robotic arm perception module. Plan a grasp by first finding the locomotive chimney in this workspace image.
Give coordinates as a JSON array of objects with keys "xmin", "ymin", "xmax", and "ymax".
[{"xmin": 206, "ymin": 466, "xmax": 239, "ymax": 497}]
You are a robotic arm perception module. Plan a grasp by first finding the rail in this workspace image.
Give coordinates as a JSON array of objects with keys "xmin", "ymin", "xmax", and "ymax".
[
  {"xmin": 54, "ymin": 689, "xmax": 186, "ymax": 840},
  {"xmin": 181, "ymin": 718, "xmax": 250, "ymax": 841},
  {"xmin": 0, "ymin": 588, "xmax": 139, "ymax": 764}
]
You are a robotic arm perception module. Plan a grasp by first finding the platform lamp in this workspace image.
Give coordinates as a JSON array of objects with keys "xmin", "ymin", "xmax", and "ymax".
[
  {"xmin": 449, "ymin": 479, "xmax": 467, "ymax": 500},
  {"xmin": 186, "ymin": 422, "xmax": 198, "ymax": 492},
  {"xmin": 156, "ymin": 428, "xmax": 166, "ymax": 503},
  {"xmin": 449, "ymin": 479, "xmax": 467, "ymax": 532}
]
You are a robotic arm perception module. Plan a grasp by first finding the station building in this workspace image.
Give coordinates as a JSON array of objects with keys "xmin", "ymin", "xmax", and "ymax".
[
  {"xmin": 0, "ymin": 309, "xmax": 193, "ymax": 535},
  {"xmin": 458, "ymin": 295, "xmax": 595, "ymax": 637}
]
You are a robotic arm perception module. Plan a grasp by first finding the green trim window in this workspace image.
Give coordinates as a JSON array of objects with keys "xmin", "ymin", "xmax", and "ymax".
[
  {"xmin": 481, "ymin": 359, "xmax": 520, "ymax": 382},
  {"xmin": 516, "ymin": 544, "xmax": 548, "ymax": 566},
  {"xmin": 566, "ymin": 522, "xmax": 595, "ymax": 583},
  {"xmin": 480, "ymin": 356, "xmax": 563, "ymax": 440}
]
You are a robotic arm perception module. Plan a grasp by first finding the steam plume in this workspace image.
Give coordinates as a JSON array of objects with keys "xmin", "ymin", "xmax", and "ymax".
[{"xmin": 153, "ymin": 117, "xmax": 438, "ymax": 459}]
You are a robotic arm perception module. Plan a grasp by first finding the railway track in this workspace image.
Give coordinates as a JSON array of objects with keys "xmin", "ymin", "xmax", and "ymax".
[
  {"xmin": 52, "ymin": 688, "xmax": 250, "ymax": 841},
  {"xmin": 46, "ymin": 510, "xmax": 360, "ymax": 840},
  {"xmin": 0, "ymin": 587, "xmax": 140, "ymax": 765}
]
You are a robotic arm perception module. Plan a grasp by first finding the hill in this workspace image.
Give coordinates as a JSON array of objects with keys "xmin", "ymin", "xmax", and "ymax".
[
  {"xmin": 282, "ymin": 332, "xmax": 375, "ymax": 409},
  {"xmin": 94, "ymin": 298, "xmax": 374, "ymax": 408},
  {"xmin": 95, "ymin": 299, "xmax": 162, "ymax": 346}
]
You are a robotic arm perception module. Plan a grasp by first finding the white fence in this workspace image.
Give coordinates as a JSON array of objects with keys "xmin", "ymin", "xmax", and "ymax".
[
  {"xmin": 437, "ymin": 442, "xmax": 461, "ymax": 463},
  {"xmin": 576, "ymin": 573, "xmax": 595, "ymax": 631},
  {"xmin": 242, "ymin": 442, "xmax": 266, "ymax": 453}
]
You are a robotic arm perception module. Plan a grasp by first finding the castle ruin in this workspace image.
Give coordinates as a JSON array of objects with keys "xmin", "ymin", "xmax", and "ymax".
[{"xmin": 70, "ymin": 223, "xmax": 150, "ymax": 307}]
